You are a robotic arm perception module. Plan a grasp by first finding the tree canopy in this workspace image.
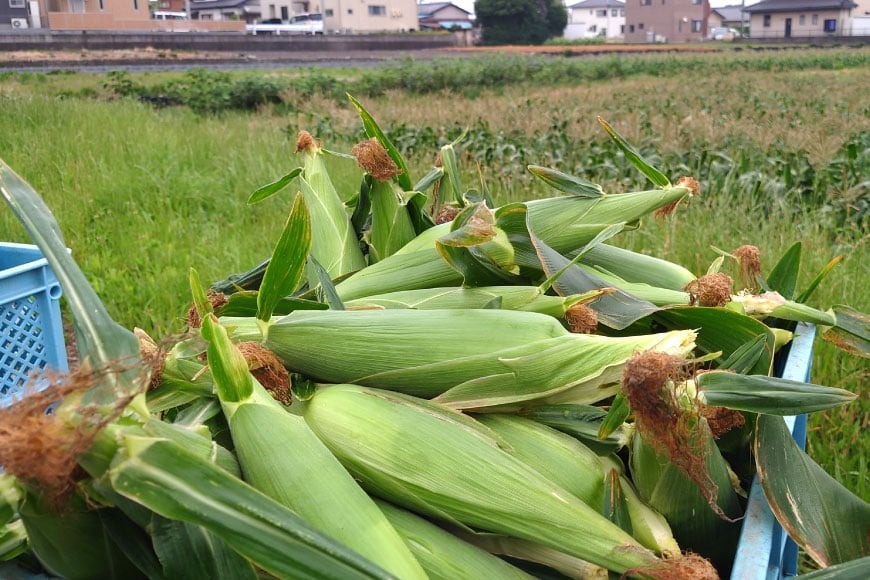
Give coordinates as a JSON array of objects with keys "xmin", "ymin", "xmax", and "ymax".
[{"xmin": 475, "ymin": 0, "xmax": 568, "ymax": 45}]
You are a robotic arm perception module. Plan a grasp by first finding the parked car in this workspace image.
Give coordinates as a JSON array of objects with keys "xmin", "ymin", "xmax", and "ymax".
[
  {"xmin": 708, "ymin": 27, "xmax": 740, "ymax": 41},
  {"xmin": 247, "ymin": 13, "xmax": 323, "ymax": 35}
]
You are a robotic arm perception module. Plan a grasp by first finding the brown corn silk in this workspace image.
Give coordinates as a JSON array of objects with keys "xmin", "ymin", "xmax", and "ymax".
[{"xmin": 683, "ymin": 273, "xmax": 733, "ymax": 307}]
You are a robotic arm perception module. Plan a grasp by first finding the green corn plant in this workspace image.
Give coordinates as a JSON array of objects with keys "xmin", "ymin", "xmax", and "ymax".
[{"xmin": 301, "ymin": 383, "xmax": 715, "ymax": 576}]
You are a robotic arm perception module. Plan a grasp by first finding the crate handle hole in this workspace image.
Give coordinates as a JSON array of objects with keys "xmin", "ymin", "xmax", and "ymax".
[{"xmin": 48, "ymin": 284, "xmax": 63, "ymax": 300}]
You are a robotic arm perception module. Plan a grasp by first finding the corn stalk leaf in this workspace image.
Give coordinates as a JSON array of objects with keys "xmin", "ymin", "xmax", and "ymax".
[
  {"xmin": 719, "ymin": 333, "xmax": 768, "ymax": 374},
  {"xmin": 413, "ymin": 167, "xmax": 443, "ymax": 193},
  {"xmin": 258, "ymin": 192, "xmax": 311, "ymax": 321},
  {"xmin": 219, "ymin": 291, "xmax": 328, "ymax": 318},
  {"xmin": 151, "ymin": 515, "xmax": 257, "ymax": 579},
  {"xmin": 210, "ymin": 258, "xmax": 269, "ymax": 294},
  {"xmin": 765, "ymin": 241, "xmax": 802, "ymax": 299},
  {"xmin": 603, "ymin": 469, "xmax": 633, "ymax": 536},
  {"xmin": 347, "ymin": 93, "xmax": 412, "ymax": 191},
  {"xmin": 755, "ymin": 414, "xmax": 870, "ymax": 568},
  {"xmin": 796, "ymin": 254, "xmax": 844, "ymax": 304},
  {"xmin": 597, "ymin": 118, "xmax": 670, "ymax": 189},
  {"xmin": 519, "ymin": 405, "xmax": 629, "ymax": 456},
  {"xmin": 0, "ymin": 160, "xmax": 144, "ymax": 401},
  {"xmin": 311, "ymin": 257, "xmax": 345, "ymax": 310},
  {"xmin": 247, "ymin": 168, "xmax": 302, "ymax": 204},
  {"xmin": 97, "ymin": 509, "xmax": 168, "ymax": 580},
  {"xmin": 821, "ymin": 306, "xmax": 869, "ymax": 358},
  {"xmin": 189, "ymin": 269, "xmax": 213, "ymax": 320},
  {"xmin": 696, "ymin": 371, "xmax": 857, "ymax": 414},
  {"xmin": 792, "ymin": 556, "xmax": 870, "ymax": 579},
  {"xmin": 527, "ymin": 165, "xmax": 604, "ymax": 198},
  {"xmin": 598, "ymin": 393, "xmax": 630, "ymax": 441},
  {"xmin": 109, "ymin": 437, "xmax": 391, "ymax": 580},
  {"xmin": 350, "ymin": 175, "xmax": 373, "ymax": 240},
  {"xmin": 654, "ymin": 307, "xmax": 775, "ymax": 375}
]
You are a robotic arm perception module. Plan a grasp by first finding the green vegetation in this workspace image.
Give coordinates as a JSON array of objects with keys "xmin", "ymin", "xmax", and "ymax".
[
  {"xmin": 0, "ymin": 49, "xmax": 867, "ymax": 508},
  {"xmin": 474, "ymin": 0, "xmax": 568, "ymax": 45}
]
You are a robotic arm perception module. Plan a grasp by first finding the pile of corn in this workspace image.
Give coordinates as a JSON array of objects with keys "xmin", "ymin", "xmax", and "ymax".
[{"xmin": 0, "ymin": 108, "xmax": 865, "ymax": 580}]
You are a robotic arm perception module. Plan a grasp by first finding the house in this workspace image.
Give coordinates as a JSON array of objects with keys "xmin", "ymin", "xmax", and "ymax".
[
  {"xmin": 323, "ymin": 0, "xmax": 418, "ymax": 32},
  {"xmin": 565, "ymin": 0, "xmax": 625, "ymax": 39},
  {"xmin": 624, "ymin": 0, "xmax": 711, "ymax": 43},
  {"xmin": 417, "ymin": 1, "xmax": 473, "ymax": 30},
  {"xmin": 709, "ymin": 4, "xmax": 746, "ymax": 31},
  {"xmin": 743, "ymin": 0, "xmax": 859, "ymax": 38},
  {"xmin": 190, "ymin": 0, "xmax": 260, "ymax": 22}
]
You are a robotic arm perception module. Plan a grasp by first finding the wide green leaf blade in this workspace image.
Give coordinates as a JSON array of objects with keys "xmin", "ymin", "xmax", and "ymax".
[
  {"xmin": 795, "ymin": 556, "xmax": 870, "ymax": 579},
  {"xmin": 109, "ymin": 438, "xmax": 391, "ymax": 580},
  {"xmin": 258, "ymin": 192, "xmax": 312, "ymax": 321},
  {"xmin": 219, "ymin": 291, "xmax": 328, "ymax": 317},
  {"xmin": 755, "ymin": 414, "xmax": 870, "ymax": 567},
  {"xmin": 598, "ymin": 393, "xmax": 630, "ymax": 442},
  {"xmin": 348, "ymin": 93, "xmax": 412, "ymax": 191},
  {"xmin": 821, "ymin": 306, "xmax": 869, "ymax": 358},
  {"xmin": 696, "ymin": 371, "xmax": 857, "ymax": 414},
  {"xmin": 597, "ymin": 118, "xmax": 670, "ymax": 189},
  {"xmin": 654, "ymin": 306, "xmax": 775, "ymax": 375},
  {"xmin": 311, "ymin": 257, "xmax": 346, "ymax": 311},
  {"xmin": 151, "ymin": 515, "xmax": 257, "ymax": 579},
  {"xmin": 440, "ymin": 142, "xmax": 464, "ymax": 206},
  {"xmin": 719, "ymin": 333, "xmax": 768, "ymax": 375},
  {"xmin": 247, "ymin": 168, "xmax": 302, "ymax": 204},
  {"xmin": 765, "ymin": 241, "xmax": 801, "ymax": 299},
  {"xmin": 527, "ymin": 165, "xmax": 604, "ymax": 198},
  {"xmin": 0, "ymin": 160, "xmax": 144, "ymax": 401}
]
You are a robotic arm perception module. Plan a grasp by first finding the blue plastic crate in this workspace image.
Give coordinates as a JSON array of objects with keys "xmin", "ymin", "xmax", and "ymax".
[
  {"xmin": 0, "ymin": 242, "xmax": 68, "ymax": 407},
  {"xmin": 731, "ymin": 322, "xmax": 816, "ymax": 579}
]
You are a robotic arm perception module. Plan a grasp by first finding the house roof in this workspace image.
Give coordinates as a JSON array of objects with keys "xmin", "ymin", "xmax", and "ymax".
[
  {"xmin": 712, "ymin": 5, "xmax": 745, "ymax": 21},
  {"xmin": 568, "ymin": 0, "xmax": 625, "ymax": 8},
  {"xmin": 744, "ymin": 0, "xmax": 857, "ymax": 12},
  {"xmin": 190, "ymin": 0, "xmax": 250, "ymax": 10},
  {"xmin": 418, "ymin": 2, "xmax": 473, "ymax": 17}
]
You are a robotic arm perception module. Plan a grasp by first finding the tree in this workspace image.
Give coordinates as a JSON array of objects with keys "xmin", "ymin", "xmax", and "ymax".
[{"xmin": 475, "ymin": 0, "xmax": 567, "ymax": 46}]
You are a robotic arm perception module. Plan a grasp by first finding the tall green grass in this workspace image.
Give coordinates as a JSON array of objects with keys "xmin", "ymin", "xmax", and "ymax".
[{"xmin": 0, "ymin": 52, "xmax": 866, "ymax": 504}]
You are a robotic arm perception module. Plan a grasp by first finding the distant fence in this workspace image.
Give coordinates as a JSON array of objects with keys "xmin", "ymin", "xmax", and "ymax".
[{"xmin": 0, "ymin": 30, "xmax": 468, "ymax": 52}]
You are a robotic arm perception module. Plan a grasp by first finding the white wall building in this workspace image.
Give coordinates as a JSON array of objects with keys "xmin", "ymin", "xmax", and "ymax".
[{"xmin": 564, "ymin": 0, "xmax": 625, "ymax": 39}]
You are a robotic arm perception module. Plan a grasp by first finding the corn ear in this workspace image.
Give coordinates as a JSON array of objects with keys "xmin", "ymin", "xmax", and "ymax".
[
  {"xmin": 297, "ymin": 138, "xmax": 367, "ymax": 281},
  {"xmin": 367, "ymin": 178, "xmax": 419, "ymax": 263},
  {"xmin": 336, "ymin": 186, "xmax": 693, "ymax": 300},
  {"xmin": 577, "ymin": 243, "xmax": 696, "ymax": 291},
  {"xmin": 374, "ymin": 499, "xmax": 533, "ymax": 580},
  {"xmin": 233, "ymin": 309, "xmax": 696, "ymax": 409},
  {"xmin": 302, "ymin": 383, "xmax": 668, "ymax": 574},
  {"xmin": 201, "ymin": 315, "xmax": 426, "ymax": 580}
]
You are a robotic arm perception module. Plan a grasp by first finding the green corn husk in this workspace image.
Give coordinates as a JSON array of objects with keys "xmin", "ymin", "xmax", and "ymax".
[
  {"xmin": 367, "ymin": 178, "xmax": 418, "ymax": 263},
  {"xmin": 226, "ymin": 309, "xmax": 696, "ymax": 410},
  {"xmin": 373, "ymin": 499, "xmax": 533, "ymax": 580},
  {"xmin": 201, "ymin": 315, "xmax": 427, "ymax": 580},
  {"xmin": 576, "ymin": 264, "xmax": 691, "ymax": 306},
  {"xmin": 345, "ymin": 286, "xmax": 603, "ymax": 318},
  {"xmin": 453, "ymin": 531, "xmax": 608, "ymax": 579},
  {"xmin": 576, "ymin": 243, "xmax": 697, "ymax": 291},
  {"xmin": 336, "ymin": 186, "xmax": 693, "ymax": 300},
  {"xmin": 296, "ymin": 135, "xmax": 367, "ymax": 282},
  {"xmin": 630, "ymin": 434, "xmax": 743, "ymax": 575},
  {"xmin": 475, "ymin": 414, "xmax": 679, "ymax": 556},
  {"xmin": 302, "ymin": 383, "xmax": 705, "ymax": 576}
]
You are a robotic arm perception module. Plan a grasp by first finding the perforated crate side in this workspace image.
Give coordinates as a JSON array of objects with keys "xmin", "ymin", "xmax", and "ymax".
[{"xmin": 0, "ymin": 243, "xmax": 68, "ymax": 407}]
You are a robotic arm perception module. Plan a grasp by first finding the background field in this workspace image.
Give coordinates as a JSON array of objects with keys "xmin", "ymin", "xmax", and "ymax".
[{"xmin": 0, "ymin": 48, "xmax": 867, "ymax": 510}]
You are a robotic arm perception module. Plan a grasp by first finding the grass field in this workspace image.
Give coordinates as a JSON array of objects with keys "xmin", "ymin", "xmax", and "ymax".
[{"xmin": 0, "ymin": 48, "xmax": 867, "ymax": 509}]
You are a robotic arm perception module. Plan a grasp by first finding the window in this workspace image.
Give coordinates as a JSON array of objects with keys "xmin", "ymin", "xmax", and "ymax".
[
  {"xmin": 824, "ymin": 19, "xmax": 836, "ymax": 32},
  {"xmin": 620, "ymin": 24, "xmax": 624, "ymax": 33},
  {"xmin": 589, "ymin": 24, "xmax": 597, "ymax": 32},
  {"xmin": 692, "ymin": 0, "xmax": 701, "ymax": 4},
  {"xmin": 799, "ymin": 15, "xmax": 805, "ymax": 26},
  {"xmin": 640, "ymin": 0, "xmax": 651, "ymax": 5},
  {"xmin": 98, "ymin": 0, "xmax": 104, "ymax": 9},
  {"xmin": 763, "ymin": 14, "xmax": 771, "ymax": 27},
  {"xmin": 620, "ymin": 9, "xmax": 624, "ymax": 16},
  {"xmin": 629, "ymin": 24, "xmax": 635, "ymax": 33},
  {"xmin": 280, "ymin": 6, "xmax": 288, "ymax": 19},
  {"xmin": 812, "ymin": 14, "xmax": 818, "ymax": 25},
  {"xmin": 9, "ymin": 0, "xmax": 25, "ymax": 7},
  {"xmin": 368, "ymin": 5, "xmax": 386, "ymax": 16},
  {"xmin": 347, "ymin": 8, "xmax": 352, "ymax": 14},
  {"xmin": 691, "ymin": 19, "xmax": 701, "ymax": 32},
  {"xmin": 638, "ymin": 22, "xmax": 644, "ymax": 29},
  {"xmin": 597, "ymin": 9, "xmax": 606, "ymax": 17},
  {"xmin": 132, "ymin": 0, "xmax": 138, "ymax": 10},
  {"xmin": 611, "ymin": 9, "xmax": 618, "ymax": 16},
  {"xmin": 324, "ymin": 8, "xmax": 333, "ymax": 16}
]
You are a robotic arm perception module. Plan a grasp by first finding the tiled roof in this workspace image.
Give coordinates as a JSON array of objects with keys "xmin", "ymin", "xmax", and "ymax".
[
  {"xmin": 568, "ymin": 0, "xmax": 625, "ymax": 9},
  {"xmin": 744, "ymin": 0, "xmax": 857, "ymax": 12}
]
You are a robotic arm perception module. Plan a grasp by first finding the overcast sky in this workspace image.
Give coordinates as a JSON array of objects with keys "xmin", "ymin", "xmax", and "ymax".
[{"xmin": 435, "ymin": 0, "xmax": 757, "ymax": 17}]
